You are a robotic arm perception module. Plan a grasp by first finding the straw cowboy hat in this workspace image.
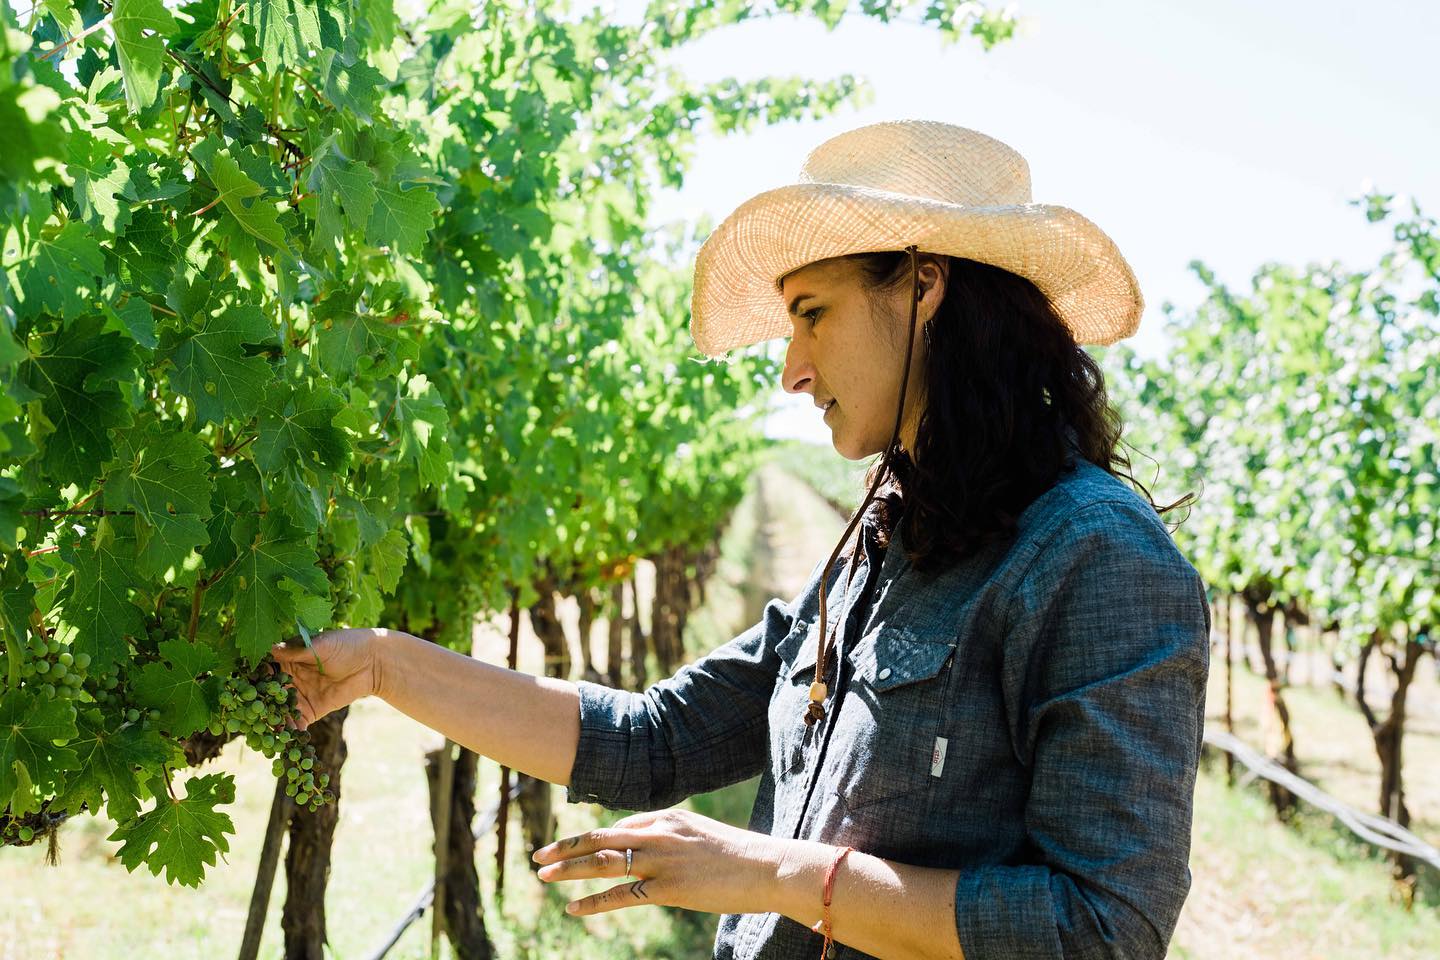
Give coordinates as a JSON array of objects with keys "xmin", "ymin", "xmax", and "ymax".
[{"xmin": 688, "ymin": 119, "xmax": 1144, "ymax": 358}]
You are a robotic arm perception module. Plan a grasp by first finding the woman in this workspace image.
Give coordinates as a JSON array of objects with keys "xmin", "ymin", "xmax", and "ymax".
[{"xmin": 275, "ymin": 121, "xmax": 1211, "ymax": 960}]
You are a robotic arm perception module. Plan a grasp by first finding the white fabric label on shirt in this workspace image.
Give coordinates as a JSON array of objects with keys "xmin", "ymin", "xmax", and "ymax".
[{"xmin": 930, "ymin": 736, "xmax": 948, "ymax": 777}]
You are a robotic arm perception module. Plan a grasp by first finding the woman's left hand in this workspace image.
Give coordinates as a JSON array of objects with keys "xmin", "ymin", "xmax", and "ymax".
[{"xmin": 533, "ymin": 808, "xmax": 785, "ymax": 918}]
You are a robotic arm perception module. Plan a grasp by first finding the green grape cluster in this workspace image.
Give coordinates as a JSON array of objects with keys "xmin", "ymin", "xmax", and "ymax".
[
  {"xmin": 0, "ymin": 632, "xmax": 91, "ymax": 701},
  {"xmin": 209, "ymin": 669, "xmax": 333, "ymax": 813},
  {"xmin": 318, "ymin": 539, "xmax": 360, "ymax": 619},
  {"xmin": 143, "ymin": 591, "xmax": 193, "ymax": 650}
]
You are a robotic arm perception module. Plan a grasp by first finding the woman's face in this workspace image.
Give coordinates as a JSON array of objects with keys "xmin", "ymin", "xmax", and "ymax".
[{"xmin": 779, "ymin": 256, "xmax": 947, "ymax": 460}]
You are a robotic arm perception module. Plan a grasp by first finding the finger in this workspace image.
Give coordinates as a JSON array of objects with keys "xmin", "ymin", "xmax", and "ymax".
[
  {"xmin": 533, "ymin": 828, "xmax": 644, "ymax": 865},
  {"xmin": 565, "ymin": 878, "xmax": 662, "ymax": 917},
  {"xmin": 537, "ymin": 847, "xmax": 630, "ymax": 883}
]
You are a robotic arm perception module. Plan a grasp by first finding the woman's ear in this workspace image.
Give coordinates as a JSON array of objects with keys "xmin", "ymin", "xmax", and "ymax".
[{"xmin": 916, "ymin": 255, "xmax": 948, "ymax": 326}]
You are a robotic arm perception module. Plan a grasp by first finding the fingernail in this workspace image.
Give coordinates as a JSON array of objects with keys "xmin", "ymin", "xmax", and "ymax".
[{"xmin": 565, "ymin": 902, "xmax": 578, "ymax": 914}]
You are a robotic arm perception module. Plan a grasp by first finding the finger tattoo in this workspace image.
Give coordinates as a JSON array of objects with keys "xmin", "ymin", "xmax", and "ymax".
[{"xmin": 629, "ymin": 879, "xmax": 649, "ymax": 900}]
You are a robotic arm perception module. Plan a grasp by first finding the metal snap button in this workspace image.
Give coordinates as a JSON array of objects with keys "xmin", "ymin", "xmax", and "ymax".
[{"xmin": 877, "ymin": 667, "xmax": 892, "ymax": 680}]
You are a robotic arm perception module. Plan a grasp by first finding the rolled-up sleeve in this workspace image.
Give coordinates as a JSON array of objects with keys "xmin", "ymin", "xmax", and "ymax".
[
  {"xmin": 953, "ymin": 499, "xmax": 1211, "ymax": 960},
  {"xmin": 564, "ymin": 595, "xmax": 794, "ymax": 811}
]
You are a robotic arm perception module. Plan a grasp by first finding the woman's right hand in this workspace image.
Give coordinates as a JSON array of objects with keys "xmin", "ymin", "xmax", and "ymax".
[{"xmin": 270, "ymin": 627, "xmax": 393, "ymax": 730}]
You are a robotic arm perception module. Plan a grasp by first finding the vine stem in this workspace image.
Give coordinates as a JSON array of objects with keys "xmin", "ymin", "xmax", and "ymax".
[{"xmin": 35, "ymin": 13, "xmax": 112, "ymax": 60}]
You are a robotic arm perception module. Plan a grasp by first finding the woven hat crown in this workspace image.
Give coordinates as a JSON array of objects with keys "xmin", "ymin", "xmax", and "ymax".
[
  {"xmin": 798, "ymin": 122, "xmax": 1033, "ymax": 208},
  {"xmin": 689, "ymin": 118, "xmax": 1144, "ymax": 357}
]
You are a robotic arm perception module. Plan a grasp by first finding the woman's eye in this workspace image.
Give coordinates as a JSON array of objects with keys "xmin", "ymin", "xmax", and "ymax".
[{"xmin": 802, "ymin": 307, "xmax": 822, "ymax": 327}]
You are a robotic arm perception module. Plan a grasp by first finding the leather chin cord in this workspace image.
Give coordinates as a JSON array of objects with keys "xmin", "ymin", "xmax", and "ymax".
[{"xmin": 803, "ymin": 244, "xmax": 922, "ymax": 727}]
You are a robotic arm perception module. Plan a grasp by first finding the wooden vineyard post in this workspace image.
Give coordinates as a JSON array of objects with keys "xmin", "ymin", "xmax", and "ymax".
[
  {"xmin": 1224, "ymin": 592, "xmax": 1235, "ymax": 786},
  {"xmin": 238, "ymin": 776, "xmax": 293, "ymax": 960},
  {"xmin": 495, "ymin": 591, "xmax": 521, "ymax": 899},
  {"xmin": 432, "ymin": 739, "xmax": 456, "ymax": 957}
]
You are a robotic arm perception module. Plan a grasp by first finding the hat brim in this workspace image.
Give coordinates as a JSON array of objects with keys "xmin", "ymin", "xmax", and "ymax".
[{"xmin": 689, "ymin": 182, "xmax": 1143, "ymax": 358}]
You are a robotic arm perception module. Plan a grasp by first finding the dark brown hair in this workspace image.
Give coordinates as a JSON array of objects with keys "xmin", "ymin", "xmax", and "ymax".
[{"xmin": 841, "ymin": 250, "xmax": 1194, "ymax": 573}]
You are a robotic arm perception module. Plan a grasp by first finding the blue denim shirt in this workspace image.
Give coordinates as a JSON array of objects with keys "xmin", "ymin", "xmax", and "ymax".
[{"xmin": 566, "ymin": 452, "xmax": 1211, "ymax": 959}]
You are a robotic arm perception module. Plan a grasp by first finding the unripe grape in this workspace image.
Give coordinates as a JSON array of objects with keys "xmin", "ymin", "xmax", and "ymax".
[
  {"xmin": 34, "ymin": 660, "xmax": 50, "ymax": 675},
  {"xmin": 50, "ymin": 662, "xmax": 67, "ymax": 679},
  {"xmin": 285, "ymin": 782, "xmax": 298, "ymax": 797},
  {"xmin": 295, "ymin": 792, "xmax": 310, "ymax": 806},
  {"xmin": 19, "ymin": 825, "xmax": 33, "ymax": 842},
  {"xmin": 75, "ymin": 653, "xmax": 91, "ymax": 670},
  {"xmin": 126, "ymin": 708, "xmax": 140, "ymax": 722},
  {"xmin": 47, "ymin": 638, "xmax": 61, "ymax": 655}
]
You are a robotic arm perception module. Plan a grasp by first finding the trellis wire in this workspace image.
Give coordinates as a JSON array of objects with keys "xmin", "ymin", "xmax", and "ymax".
[{"xmin": 1204, "ymin": 727, "xmax": 1440, "ymax": 872}]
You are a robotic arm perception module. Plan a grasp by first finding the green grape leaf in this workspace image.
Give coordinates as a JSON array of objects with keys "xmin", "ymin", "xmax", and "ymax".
[
  {"xmin": 42, "ymin": 0, "xmax": 85, "ymax": 34},
  {"xmin": 102, "ymin": 297, "xmax": 158, "ymax": 349},
  {"xmin": 247, "ymin": 0, "xmax": 324, "ymax": 74},
  {"xmin": 0, "ymin": 479, "xmax": 24, "ymax": 552},
  {"xmin": 255, "ymin": 381, "xmax": 350, "ymax": 475},
  {"xmin": 277, "ymin": 576, "xmax": 332, "ymax": 631},
  {"xmin": 0, "ymin": 553, "xmax": 33, "ymax": 648},
  {"xmin": 189, "ymin": 136, "xmax": 293, "ymax": 254},
  {"xmin": 135, "ymin": 513, "xmax": 211, "ymax": 580},
  {"xmin": 314, "ymin": 47, "xmax": 385, "ymax": 124},
  {"xmin": 18, "ymin": 315, "xmax": 137, "ymax": 486},
  {"xmin": 18, "ymin": 220, "xmax": 105, "ymax": 320},
  {"xmin": 219, "ymin": 513, "xmax": 328, "ymax": 662},
  {"xmin": 54, "ymin": 707, "xmax": 171, "ymax": 822},
  {"xmin": 366, "ymin": 178, "xmax": 441, "ymax": 258},
  {"xmin": 67, "ymin": 131, "xmax": 134, "ymax": 235},
  {"xmin": 108, "ymin": 772, "xmax": 235, "ymax": 887},
  {"xmin": 112, "ymin": 0, "xmax": 178, "ymax": 113},
  {"xmin": 113, "ymin": 205, "xmax": 183, "ymax": 292},
  {"xmin": 160, "ymin": 302, "xmax": 277, "ymax": 425},
  {"xmin": 315, "ymin": 311, "xmax": 403, "ymax": 380},
  {"xmin": 59, "ymin": 530, "xmax": 145, "ymax": 671},
  {"xmin": 131, "ymin": 637, "xmax": 221, "ymax": 738},
  {"xmin": 0, "ymin": 691, "xmax": 79, "ymax": 812},
  {"xmin": 307, "ymin": 142, "xmax": 376, "ymax": 248},
  {"xmin": 393, "ymin": 374, "xmax": 452, "ymax": 488},
  {"xmin": 367, "ymin": 526, "xmax": 408, "ymax": 594},
  {"xmin": 104, "ymin": 427, "xmax": 214, "ymax": 521}
]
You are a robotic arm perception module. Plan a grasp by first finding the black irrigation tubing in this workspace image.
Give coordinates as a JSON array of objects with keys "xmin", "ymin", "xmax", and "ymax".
[
  {"xmin": 366, "ymin": 778, "xmax": 523, "ymax": 960},
  {"xmin": 1203, "ymin": 726, "xmax": 1440, "ymax": 872}
]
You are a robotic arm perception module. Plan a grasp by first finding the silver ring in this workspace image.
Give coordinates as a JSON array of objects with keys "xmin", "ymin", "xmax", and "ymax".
[{"xmin": 624, "ymin": 847, "xmax": 633, "ymax": 878}]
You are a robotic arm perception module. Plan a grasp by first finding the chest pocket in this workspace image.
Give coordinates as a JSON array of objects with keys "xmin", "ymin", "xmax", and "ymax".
[{"xmin": 827, "ymin": 625, "xmax": 956, "ymax": 814}]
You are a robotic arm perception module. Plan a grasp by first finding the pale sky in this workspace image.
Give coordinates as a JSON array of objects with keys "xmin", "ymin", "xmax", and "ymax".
[{"xmin": 610, "ymin": 0, "xmax": 1440, "ymax": 444}]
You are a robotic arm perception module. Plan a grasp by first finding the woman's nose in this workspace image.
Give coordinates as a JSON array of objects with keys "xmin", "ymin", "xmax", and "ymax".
[{"xmin": 782, "ymin": 340, "xmax": 816, "ymax": 395}]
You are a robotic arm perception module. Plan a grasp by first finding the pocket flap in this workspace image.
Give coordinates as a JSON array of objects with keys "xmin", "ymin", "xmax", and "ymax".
[
  {"xmin": 853, "ymin": 626, "xmax": 955, "ymax": 692},
  {"xmin": 782, "ymin": 621, "xmax": 822, "ymax": 684}
]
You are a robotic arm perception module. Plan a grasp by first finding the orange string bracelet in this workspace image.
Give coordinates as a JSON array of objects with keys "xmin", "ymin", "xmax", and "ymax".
[{"xmin": 810, "ymin": 844, "xmax": 855, "ymax": 959}]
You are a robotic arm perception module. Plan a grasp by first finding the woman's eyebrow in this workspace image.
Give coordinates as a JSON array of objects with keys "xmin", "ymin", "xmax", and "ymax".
[{"xmin": 786, "ymin": 293, "xmax": 815, "ymax": 316}]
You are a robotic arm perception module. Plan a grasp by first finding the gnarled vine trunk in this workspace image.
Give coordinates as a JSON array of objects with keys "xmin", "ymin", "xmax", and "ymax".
[
  {"xmin": 281, "ymin": 705, "xmax": 348, "ymax": 959},
  {"xmin": 1242, "ymin": 582, "xmax": 1298, "ymax": 818},
  {"xmin": 1355, "ymin": 626, "xmax": 1425, "ymax": 883},
  {"xmin": 426, "ymin": 745, "xmax": 493, "ymax": 959}
]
